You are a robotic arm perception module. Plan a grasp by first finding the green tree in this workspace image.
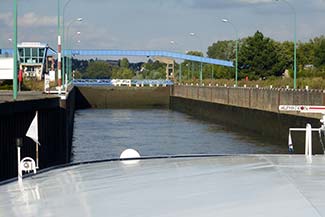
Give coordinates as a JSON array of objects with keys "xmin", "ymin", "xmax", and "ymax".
[
  {"xmin": 119, "ymin": 58, "xmax": 129, "ymax": 68},
  {"xmin": 207, "ymin": 40, "xmax": 235, "ymax": 60},
  {"xmin": 142, "ymin": 60, "xmax": 166, "ymax": 79},
  {"xmin": 111, "ymin": 68, "xmax": 134, "ymax": 79},
  {"xmin": 238, "ymin": 31, "xmax": 280, "ymax": 79},
  {"xmin": 274, "ymin": 41, "xmax": 293, "ymax": 76},
  {"xmin": 297, "ymin": 41, "xmax": 314, "ymax": 67},
  {"xmin": 186, "ymin": 50, "xmax": 203, "ymax": 57},
  {"xmin": 83, "ymin": 61, "xmax": 112, "ymax": 78},
  {"xmin": 313, "ymin": 37, "xmax": 325, "ymax": 67}
]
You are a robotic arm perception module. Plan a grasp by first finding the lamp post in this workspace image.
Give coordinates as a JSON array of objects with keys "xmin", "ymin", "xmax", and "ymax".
[
  {"xmin": 66, "ymin": 18, "xmax": 82, "ymax": 85},
  {"xmin": 275, "ymin": 0, "xmax": 297, "ymax": 89},
  {"xmin": 170, "ymin": 40, "xmax": 182, "ymax": 82},
  {"xmin": 189, "ymin": 32, "xmax": 203, "ymax": 85},
  {"xmin": 222, "ymin": 18, "xmax": 238, "ymax": 87},
  {"xmin": 57, "ymin": 0, "xmax": 62, "ymax": 94},
  {"xmin": 13, "ymin": 0, "xmax": 18, "ymax": 100},
  {"xmin": 62, "ymin": 0, "xmax": 72, "ymax": 91},
  {"xmin": 69, "ymin": 32, "xmax": 81, "ymax": 82}
]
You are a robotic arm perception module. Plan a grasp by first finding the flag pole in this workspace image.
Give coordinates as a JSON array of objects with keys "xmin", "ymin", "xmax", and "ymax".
[
  {"xmin": 26, "ymin": 111, "xmax": 40, "ymax": 169},
  {"xmin": 16, "ymin": 138, "xmax": 23, "ymax": 183},
  {"xmin": 36, "ymin": 111, "xmax": 39, "ymax": 169}
]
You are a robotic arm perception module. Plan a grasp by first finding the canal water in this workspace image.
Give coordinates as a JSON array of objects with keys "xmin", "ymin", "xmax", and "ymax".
[{"xmin": 71, "ymin": 109, "xmax": 287, "ymax": 163}]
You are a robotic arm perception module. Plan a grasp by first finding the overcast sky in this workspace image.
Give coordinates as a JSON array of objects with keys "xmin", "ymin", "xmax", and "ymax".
[{"xmin": 1, "ymin": 0, "xmax": 325, "ymax": 56}]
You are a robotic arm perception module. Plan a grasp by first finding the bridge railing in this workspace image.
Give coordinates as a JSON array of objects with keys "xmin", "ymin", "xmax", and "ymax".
[{"xmin": 72, "ymin": 79, "xmax": 174, "ymax": 87}]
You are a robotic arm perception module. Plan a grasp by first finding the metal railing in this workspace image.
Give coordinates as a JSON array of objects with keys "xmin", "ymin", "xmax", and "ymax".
[{"xmin": 72, "ymin": 79, "xmax": 174, "ymax": 87}]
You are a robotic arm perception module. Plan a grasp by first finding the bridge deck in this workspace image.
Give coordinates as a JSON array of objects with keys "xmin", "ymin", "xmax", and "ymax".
[
  {"xmin": 69, "ymin": 50, "xmax": 233, "ymax": 67},
  {"xmin": 1, "ymin": 155, "xmax": 325, "ymax": 217},
  {"xmin": 1, "ymin": 48, "xmax": 233, "ymax": 67}
]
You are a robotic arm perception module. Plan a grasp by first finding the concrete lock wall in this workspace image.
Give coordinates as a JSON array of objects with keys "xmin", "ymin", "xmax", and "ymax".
[
  {"xmin": 75, "ymin": 86, "xmax": 171, "ymax": 109},
  {"xmin": 0, "ymin": 90, "xmax": 76, "ymax": 182},
  {"xmin": 171, "ymin": 86, "xmax": 325, "ymax": 153},
  {"xmin": 172, "ymin": 86, "xmax": 325, "ymax": 119}
]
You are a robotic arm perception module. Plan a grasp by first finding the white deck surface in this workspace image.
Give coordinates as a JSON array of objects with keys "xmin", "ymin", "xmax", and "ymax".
[{"xmin": 1, "ymin": 155, "xmax": 325, "ymax": 217}]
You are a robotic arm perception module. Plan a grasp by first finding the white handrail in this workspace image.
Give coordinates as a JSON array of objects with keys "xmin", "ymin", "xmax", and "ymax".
[{"xmin": 289, "ymin": 124, "xmax": 314, "ymax": 157}]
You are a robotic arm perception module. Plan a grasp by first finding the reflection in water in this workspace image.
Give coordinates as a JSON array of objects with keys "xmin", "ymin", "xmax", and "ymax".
[{"xmin": 72, "ymin": 109, "xmax": 287, "ymax": 163}]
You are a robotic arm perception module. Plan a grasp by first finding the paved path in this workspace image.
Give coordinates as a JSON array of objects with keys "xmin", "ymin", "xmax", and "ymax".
[{"xmin": 0, "ymin": 91, "xmax": 58, "ymax": 103}]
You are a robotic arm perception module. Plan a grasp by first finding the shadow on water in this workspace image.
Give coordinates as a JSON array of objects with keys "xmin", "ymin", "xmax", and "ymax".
[{"xmin": 71, "ymin": 108, "xmax": 288, "ymax": 163}]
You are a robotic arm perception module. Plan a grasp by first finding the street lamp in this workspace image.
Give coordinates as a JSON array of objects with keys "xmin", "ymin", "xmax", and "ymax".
[
  {"xmin": 69, "ymin": 33, "xmax": 81, "ymax": 82},
  {"xmin": 222, "ymin": 18, "xmax": 239, "ymax": 87},
  {"xmin": 62, "ymin": 0, "xmax": 72, "ymax": 91},
  {"xmin": 170, "ymin": 40, "xmax": 183, "ymax": 82},
  {"xmin": 275, "ymin": 0, "xmax": 297, "ymax": 89},
  {"xmin": 189, "ymin": 32, "xmax": 203, "ymax": 85},
  {"xmin": 66, "ymin": 18, "xmax": 82, "ymax": 85}
]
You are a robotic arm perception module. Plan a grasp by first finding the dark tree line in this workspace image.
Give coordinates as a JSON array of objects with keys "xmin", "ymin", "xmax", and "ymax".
[{"xmin": 207, "ymin": 31, "xmax": 325, "ymax": 80}]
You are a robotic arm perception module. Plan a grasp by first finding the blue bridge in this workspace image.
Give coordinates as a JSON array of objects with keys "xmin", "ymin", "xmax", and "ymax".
[
  {"xmin": 1, "ymin": 48, "xmax": 233, "ymax": 67},
  {"xmin": 68, "ymin": 50, "xmax": 233, "ymax": 67}
]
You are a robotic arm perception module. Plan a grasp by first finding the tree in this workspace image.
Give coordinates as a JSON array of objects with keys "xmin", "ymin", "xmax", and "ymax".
[
  {"xmin": 111, "ymin": 68, "xmax": 134, "ymax": 79},
  {"xmin": 83, "ymin": 61, "xmax": 112, "ymax": 78},
  {"xmin": 141, "ymin": 60, "xmax": 166, "ymax": 79},
  {"xmin": 313, "ymin": 36, "xmax": 325, "ymax": 67},
  {"xmin": 274, "ymin": 41, "xmax": 294, "ymax": 76},
  {"xmin": 297, "ymin": 41, "xmax": 314, "ymax": 67},
  {"xmin": 119, "ymin": 58, "xmax": 129, "ymax": 68},
  {"xmin": 238, "ymin": 31, "xmax": 280, "ymax": 79},
  {"xmin": 186, "ymin": 50, "xmax": 203, "ymax": 57},
  {"xmin": 207, "ymin": 40, "xmax": 235, "ymax": 60}
]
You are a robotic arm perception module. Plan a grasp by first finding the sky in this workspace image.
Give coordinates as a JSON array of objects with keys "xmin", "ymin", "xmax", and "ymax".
[{"xmin": 1, "ymin": 0, "xmax": 325, "ymax": 59}]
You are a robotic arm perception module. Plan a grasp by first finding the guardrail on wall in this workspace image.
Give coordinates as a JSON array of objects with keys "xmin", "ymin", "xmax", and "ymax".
[{"xmin": 73, "ymin": 79, "xmax": 174, "ymax": 87}]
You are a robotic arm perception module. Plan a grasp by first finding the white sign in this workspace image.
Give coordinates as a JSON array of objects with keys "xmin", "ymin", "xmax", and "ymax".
[
  {"xmin": 45, "ymin": 74, "xmax": 50, "ymax": 90},
  {"xmin": 279, "ymin": 105, "xmax": 325, "ymax": 113},
  {"xmin": 0, "ymin": 58, "xmax": 13, "ymax": 80},
  {"xmin": 49, "ymin": 70, "xmax": 56, "ymax": 81}
]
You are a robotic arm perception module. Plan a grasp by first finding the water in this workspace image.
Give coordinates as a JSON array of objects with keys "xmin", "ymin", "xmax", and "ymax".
[{"xmin": 71, "ymin": 109, "xmax": 287, "ymax": 163}]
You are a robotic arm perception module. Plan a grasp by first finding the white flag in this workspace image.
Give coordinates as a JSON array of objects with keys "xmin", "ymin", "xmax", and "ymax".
[{"xmin": 26, "ymin": 112, "xmax": 40, "ymax": 145}]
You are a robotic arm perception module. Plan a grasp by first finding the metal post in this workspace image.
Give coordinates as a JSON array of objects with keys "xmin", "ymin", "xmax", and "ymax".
[
  {"xmin": 222, "ymin": 19, "xmax": 239, "ymax": 87},
  {"xmin": 200, "ymin": 61, "xmax": 203, "ymax": 85},
  {"xmin": 293, "ymin": 5, "xmax": 297, "ymax": 89},
  {"xmin": 187, "ymin": 64, "xmax": 189, "ymax": 80},
  {"xmin": 66, "ymin": 18, "xmax": 82, "ymax": 84},
  {"xmin": 305, "ymin": 124, "xmax": 312, "ymax": 157},
  {"xmin": 57, "ymin": 0, "xmax": 62, "ymax": 94},
  {"xmin": 189, "ymin": 33, "xmax": 204, "ymax": 85},
  {"xmin": 62, "ymin": 20, "xmax": 65, "ymax": 91},
  {"xmin": 16, "ymin": 138, "xmax": 23, "ymax": 183},
  {"xmin": 17, "ymin": 146, "xmax": 21, "ymax": 183},
  {"xmin": 62, "ymin": 0, "xmax": 72, "ymax": 91},
  {"xmin": 211, "ymin": 65, "xmax": 214, "ymax": 79},
  {"xmin": 179, "ymin": 62, "xmax": 182, "ymax": 82},
  {"xmin": 35, "ymin": 111, "xmax": 39, "ymax": 169},
  {"xmin": 235, "ymin": 36, "xmax": 238, "ymax": 87},
  {"xmin": 13, "ymin": 0, "xmax": 18, "ymax": 100}
]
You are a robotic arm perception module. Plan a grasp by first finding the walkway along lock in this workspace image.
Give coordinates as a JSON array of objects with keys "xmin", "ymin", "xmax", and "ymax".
[{"xmin": 279, "ymin": 105, "xmax": 325, "ymax": 157}]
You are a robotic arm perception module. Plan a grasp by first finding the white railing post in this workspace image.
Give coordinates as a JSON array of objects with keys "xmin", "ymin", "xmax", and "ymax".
[{"xmin": 305, "ymin": 124, "xmax": 312, "ymax": 157}]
